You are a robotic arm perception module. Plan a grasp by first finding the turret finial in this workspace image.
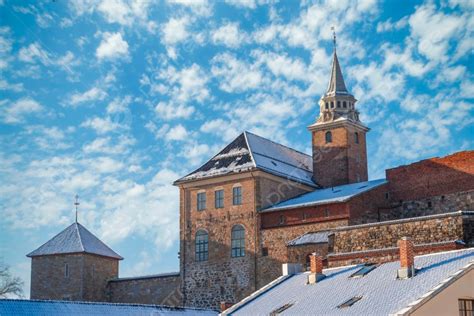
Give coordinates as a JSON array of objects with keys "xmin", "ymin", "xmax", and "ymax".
[
  {"xmin": 74, "ymin": 194, "xmax": 80, "ymax": 223},
  {"xmin": 331, "ymin": 26, "xmax": 336, "ymax": 51}
]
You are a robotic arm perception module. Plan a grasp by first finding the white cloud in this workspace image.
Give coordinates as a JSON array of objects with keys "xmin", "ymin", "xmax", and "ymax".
[
  {"xmin": 96, "ymin": 32, "xmax": 129, "ymax": 61},
  {"xmin": 18, "ymin": 42, "xmax": 50, "ymax": 65},
  {"xmin": 255, "ymin": 51, "xmax": 309, "ymax": 81},
  {"xmin": 155, "ymin": 102, "xmax": 195, "ymax": 120},
  {"xmin": 225, "ymin": 0, "xmax": 256, "ymax": 9},
  {"xmin": 0, "ymin": 98, "xmax": 43, "ymax": 124},
  {"xmin": 106, "ymin": 96, "xmax": 132, "ymax": 114},
  {"xmin": 162, "ymin": 17, "xmax": 190, "ymax": 45},
  {"xmin": 0, "ymin": 79, "xmax": 24, "ymax": 92},
  {"xmin": 211, "ymin": 53, "xmax": 262, "ymax": 92},
  {"xmin": 81, "ymin": 116, "xmax": 123, "ymax": 134},
  {"xmin": 83, "ymin": 135, "xmax": 135, "ymax": 154},
  {"xmin": 212, "ymin": 22, "xmax": 246, "ymax": 48},
  {"xmin": 91, "ymin": 157, "xmax": 125, "ymax": 173},
  {"xmin": 408, "ymin": 3, "xmax": 464, "ymax": 62},
  {"xmin": 165, "ymin": 124, "xmax": 188, "ymax": 141},
  {"xmin": 158, "ymin": 64, "xmax": 210, "ymax": 103},
  {"xmin": 166, "ymin": 0, "xmax": 212, "ymax": 17},
  {"xmin": 70, "ymin": 87, "xmax": 107, "ymax": 106},
  {"xmin": 376, "ymin": 17, "xmax": 408, "ymax": 33}
]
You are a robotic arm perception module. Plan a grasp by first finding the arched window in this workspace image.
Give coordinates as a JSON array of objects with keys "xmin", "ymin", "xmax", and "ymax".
[
  {"xmin": 195, "ymin": 230, "xmax": 208, "ymax": 262},
  {"xmin": 355, "ymin": 132, "xmax": 359, "ymax": 144},
  {"xmin": 231, "ymin": 225, "xmax": 245, "ymax": 257},
  {"xmin": 325, "ymin": 131, "xmax": 332, "ymax": 143}
]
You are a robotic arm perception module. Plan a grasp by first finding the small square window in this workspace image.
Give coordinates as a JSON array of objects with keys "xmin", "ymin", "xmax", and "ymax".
[
  {"xmin": 262, "ymin": 247, "xmax": 269, "ymax": 256},
  {"xmin": 233, "ymin": 187, "xmax": 242, "ymax": 205},
  {"xmin": 197, "ymin": 192, "xmax": 206, "ymax": 211},
  {"xmin": 215, "ymin": 190, "xmax": 224, "ymax": 208}
]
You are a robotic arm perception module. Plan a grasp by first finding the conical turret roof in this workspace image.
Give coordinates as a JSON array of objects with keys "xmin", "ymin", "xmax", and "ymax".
[
  {"xmin": 27, "ymin": 222, "xmax": 123, "ymax": 260},
  {"xmin": 326, "ymin": 50, "xmax": 349, "ymax": 96}
]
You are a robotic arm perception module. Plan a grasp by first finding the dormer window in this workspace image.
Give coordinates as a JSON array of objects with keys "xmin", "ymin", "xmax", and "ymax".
[{"xmin": 325, "ymin": 131, "xmax": 332, "ymax": 143}]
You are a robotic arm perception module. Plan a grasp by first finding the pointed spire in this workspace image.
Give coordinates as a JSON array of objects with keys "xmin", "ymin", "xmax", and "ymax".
[{"xmin": 326, "ymin": 28, "xmax": 349, "ymax": 96}]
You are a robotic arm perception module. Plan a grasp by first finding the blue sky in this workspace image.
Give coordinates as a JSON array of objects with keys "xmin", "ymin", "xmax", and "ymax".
[{"xmin": 0, "ymin": 0, "xmax": 472, "ymax": 296}]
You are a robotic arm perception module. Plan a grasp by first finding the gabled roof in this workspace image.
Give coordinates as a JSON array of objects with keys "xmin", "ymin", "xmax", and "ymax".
[
  {"xmin": 27, "ymin": 222, "xmax": 123, "ymax": 260},
  {"xmin": 287, "ymin": 231, "xmax": 332, "ymax": 246},
  {"xmin": 224, "ymin": 248, "xmax": 474, "ymax": 315},
  {"xmin": 174, "ymin": 131, "xmax": 315, "ymax": 187},
  {"xmin": 0, "ymin": 299, "xmax": 217, "ymax": 316},
  {"xmin": 326, "ymin": 50, "xmax": 350, "ymax": 96},
  {"xmin": 262, "ymin": 178, "xmax": 387, "ymax": 212}
]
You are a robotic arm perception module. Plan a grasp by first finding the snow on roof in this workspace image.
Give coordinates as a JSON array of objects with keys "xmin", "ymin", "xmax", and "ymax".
[
  {"xmin": 262, "ymin": 178, "xmax": 387, "ymax": 212},
  {"xmin": 287, "ymin": 231, "xmax": 332, "ymax": 246},
  {"xmin": 0, "ymin": 299, "xmax": 217, "ymax": 316},
  {"xmin": 224, "ymin": 248, "xmax": 474, "ymax": 316},
  {"xmin": 109, "ymin": 272, "xmax": 180, "ymax": 282},
  {"xmin": 174, "ymin": 131, "xmax": 315, "ymax": 186},
  {"xmin": 27, "ymin": 222, "xmax": 123, "ymax": 260}
]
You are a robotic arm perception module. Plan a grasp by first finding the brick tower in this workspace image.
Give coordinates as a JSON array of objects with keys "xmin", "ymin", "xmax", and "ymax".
[
  {"xmin": 308, "ymin": 35, "xmax": 369, "ymax": 188},
  {"xmin": 27, "ymin": 221, "xmax": 123, "ymax": 302}
]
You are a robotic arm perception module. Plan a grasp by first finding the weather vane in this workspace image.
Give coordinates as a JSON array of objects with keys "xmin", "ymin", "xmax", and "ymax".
[
  {"xmin": 74, "ymin": 194, "xmax": 80, "ymax": 223},
  {"xmin": 331, "ymin": 26, "xmax": 336, "ymax": 50}
]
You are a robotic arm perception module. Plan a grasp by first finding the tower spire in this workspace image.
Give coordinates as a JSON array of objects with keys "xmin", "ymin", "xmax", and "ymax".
[
  {"xmin": 74, "ymin": 194, "xmax": 80, "ymax": 223},
  {"xmin": 326, "ymin": 28, "xmax": 348, "ymax": 96}
]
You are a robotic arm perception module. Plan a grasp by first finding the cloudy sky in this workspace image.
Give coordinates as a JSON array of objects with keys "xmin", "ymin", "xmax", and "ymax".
[{"xmin": 0, "ymin": 0, "xmax": 472, "ymax": 296}]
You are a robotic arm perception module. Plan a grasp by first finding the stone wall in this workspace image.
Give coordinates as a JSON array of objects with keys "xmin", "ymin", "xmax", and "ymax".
[
  {"xmin": 379, "ymin": 190, "xmax": 474, "ymax": 221},
  {"xmin": 108, "ymin": 273, "xmax": 181, "ymax": 306},
  {"xmin": 348, "ymin": 183, "xmax": 390, "ymax": 225},
  {"xmin": 333, "ymin": 212, "xmax": 473, "ymax": 254},
  {"xmin": 30, "ymin": 253, "xmax": 118, "ymax": 301},
  {"xmin": 287, "ymin": 243, "xmax": 328, "ymax": 270},
  {"xmin": 257, "ymin": 219, "xmax": 347, "ymax": 288}
]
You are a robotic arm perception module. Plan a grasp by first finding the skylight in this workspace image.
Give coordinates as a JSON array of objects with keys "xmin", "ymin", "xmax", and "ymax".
[
  {"xmin": 337, "ymin": 296, "xmax": 362, "ymax": 308},
  {"xmin": 350, "ymin": 264, "xmax": 377, "ymax": 278},
  {"xmin": 270, "ymin": 302, "xmax": 294, "ymax": 315}
]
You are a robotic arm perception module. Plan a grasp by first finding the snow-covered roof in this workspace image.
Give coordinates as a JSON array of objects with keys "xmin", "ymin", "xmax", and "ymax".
[
  {"xmin": 287, "ymin": 231, "xmax": 332, "ymax": 246},
  {"xmin": 174, "ymin": 131, "xmax": 315, "ymax": 186},
  {"xmin": 110, "ymin": 272, "xmax": 180, "ymax": 282},
  {"xmin": 262, "ymin": 179, "xmax": 387, "ymax": 212},
  {"xmin": 325, "ymin": 50, "xmax": 350, "ymax": 97},
  {"xmin": 224, "ymin": 248, "xmax": 474, "ymax": 315},
  {"xmin": 0, "ymin": 299, "xmax": 217, "ymax": 316},
  {"xmin": 27, "ymin": 222, "xmax": 123, "ymax": 260}
]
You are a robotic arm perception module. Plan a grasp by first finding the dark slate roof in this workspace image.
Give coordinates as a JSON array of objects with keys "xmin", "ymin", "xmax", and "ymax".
[
  {"xmin": 174, "ymin": 131, "xmax": 315, "ymax": 186},
  {"xmin": 262, "ymin": 179, "xmax": 387, "ymax": 212},
  {"xmin": 326, "ymin": 50, "xmax": 350, "ymax": 96},
  {"xmin": 109, "ymin": 272, "xmax": 180, "ymax": 282},
  {"xmin": 287, "ymin": 231, "xmax": 332, "ymax": 246},
  {"xmin": 224, "ymin": 248, "xmax": 474, "ymax": 315},
  {"xmin": 27, "ymin": 222, "xmax": 123, "ymax": 260},
  {"xmin": 0, "ymin": 299, "xmax": 217, "ymax": 316}
]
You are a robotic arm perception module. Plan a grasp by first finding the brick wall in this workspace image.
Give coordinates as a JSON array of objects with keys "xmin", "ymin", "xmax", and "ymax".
[
  {"xmin": 333, "ymin": 212, "xmax": 472, "ymax": 254},
  {"xmin": 312, "ymin": 124, "xmax": 368, "ymax": 188},
  {"xmin": 257, "ymin": 219, "xmax": 347, "ymax": 288},
  {"xmin": 30, "ymin": 253, "xmax": 118, "ymax": 301},
  {"xmin": 108, "ymin": 274, "xmax": 181, "ymax": 305},
  {"xmin": 386, "ymin": 151, "xmax": 474, "ymax": 202},
  {"xmin": 348, "ymin": 183, "xmax": 390, "ymax": 225},
  {"xmin": 287, "ymin": 243, "xmax": 328, "ymax": 270}
]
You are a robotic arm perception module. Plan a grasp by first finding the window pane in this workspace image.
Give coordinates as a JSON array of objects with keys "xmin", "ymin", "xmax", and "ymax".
[
  {"xmin": 233, "ymin": 187, "xmax": 242, "ymax": 205},
  {"xmin": 231, "ymin": 225, "xmax": 245, "ymax": 257},
  {"xmin": 215, "ymin": 190, "xmax": 224, "ymax": 208},
  {"xmin": 197, "ymin": 192, "xmax": 206, "ymax": 211},
  {"xmin": 195, "ymin": 230, "xmax": 208, "ymax": 262}
]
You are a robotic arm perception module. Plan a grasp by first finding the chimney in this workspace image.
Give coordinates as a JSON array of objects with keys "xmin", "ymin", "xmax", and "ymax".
[
  {"xmin": 282, "ymin": 263, "xmax": 302, "ymax": 276},
  {"xmin": 307, "ymin": 253, "xmax": 325, "ymax": 284},
  {"xmin": 397, "ymin": 237, "xmax": 415, "ymax": 279},
  {"xmin": 220, "ymin": 302, "xmax": 233, "ymax": 312}
]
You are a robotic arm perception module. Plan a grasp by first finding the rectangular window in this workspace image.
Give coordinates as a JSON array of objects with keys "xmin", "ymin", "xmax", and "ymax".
[
  {"xmin": 459, "ymin": 299, "xmax": 474, "ymax": 316},
  {"xmin": 197, "ymin": 192, "xmax": 206, "ymax": 211},
  {"xmin": 64, "ymin": 263, "xmax": 69, "ymax": 278},
  {"xmin": 215, "ymin": 190, "xmax": 224, "ymax": 208},
  {"xmin": 233, "ymin": 187, "xmax": 242, "ymax": 205}
]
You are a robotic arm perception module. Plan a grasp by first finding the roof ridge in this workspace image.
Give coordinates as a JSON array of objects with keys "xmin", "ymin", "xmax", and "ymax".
[
  {"xmin": 75, "ymin": 222, "xmax": 86, "ymax": 252},
  {"xmin": 243, "ymin": 131, "xmax": 257, "ymax": 168},
  {"xmin": 244, "ymin": 130, "xmax": 311, "ymax": 158}
]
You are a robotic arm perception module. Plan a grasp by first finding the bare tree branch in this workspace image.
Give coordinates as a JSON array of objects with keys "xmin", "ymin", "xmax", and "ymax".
[{"xmin": 0, "ymin": 263, "xmax": 24, "ymax": 298}]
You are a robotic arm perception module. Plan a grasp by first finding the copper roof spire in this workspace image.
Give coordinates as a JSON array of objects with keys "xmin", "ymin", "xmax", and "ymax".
[{"xmin": 326, "ymin": 28, "xmax": 349, "ymax": 96}]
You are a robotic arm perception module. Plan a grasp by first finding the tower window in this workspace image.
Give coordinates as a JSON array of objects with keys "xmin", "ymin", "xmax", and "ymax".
[
  {"xmin": 279, "ymin": 215, "xmax": 286, "ymax": 225},
  {"xmin": 197, "ymin": 192, "xmax": 206, "ymax": 211},
  {"xmin": 233, "ymin": 186, "xmax": 242, "ymax": 205},
  {"xmin": 195, "ymin": 230, "xmax": 209, "ymax": 262},
  {"xmin": 325, "ymin": 131, "xmax": 332, "ymax": 143},
  {"xmin": 64, "ymin": 263, "xmax": 69, "ymax": 278},
  {"xmin": 343, "ymin": 101, "xmax": 347, "ymax": 108},
  {"xmin": 215, "ymin": 190, "xmax": 224, "ymax": 208},
  {"xmin": 325, "ymin": 102, "xmax": 329, "ymax": 110},
  {"xmin": 231, "ymin": 225, "xmax": 245, "ymax": 257},
  {"xmin": 337, "ymin": 101, "xmax": 341, "ymax": 108},
  {"xmin": 355, "ymin": 132, "xmax": 359, "ymax": 144},
  {"xmin": 331, "ymin": 102, "xmax": 334, "ymax": 108}
]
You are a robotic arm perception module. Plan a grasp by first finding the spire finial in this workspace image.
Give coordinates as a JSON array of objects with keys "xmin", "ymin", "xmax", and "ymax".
[
  {"xmin": 331, "ymin": 26, "xmax": 336, "ymax": 51},
  {"xmin": 74, "ymin": 194, "xmax": 80, "ymax": 223}
]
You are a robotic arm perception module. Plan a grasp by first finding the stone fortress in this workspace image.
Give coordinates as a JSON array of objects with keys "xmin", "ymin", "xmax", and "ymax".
[{"xmin": 27, "ymin": 43, "xmax": 474, "ymax": 311}]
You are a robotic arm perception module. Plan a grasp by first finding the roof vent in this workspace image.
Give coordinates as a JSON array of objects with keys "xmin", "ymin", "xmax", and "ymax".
[
  {"xmin": 271, "ymin": 161, "xmax": 277, "ymax": 166},
  {"xmin": 337, "ymin": 296, "xmax": 362, "ymax": 308},
  {"xmin": 270, "ymin": 302, "xmax": 294, "ymax": 316},
  {"xmin": 350, "ymin": 263, "xmax": 376, "ymax": 278}
]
